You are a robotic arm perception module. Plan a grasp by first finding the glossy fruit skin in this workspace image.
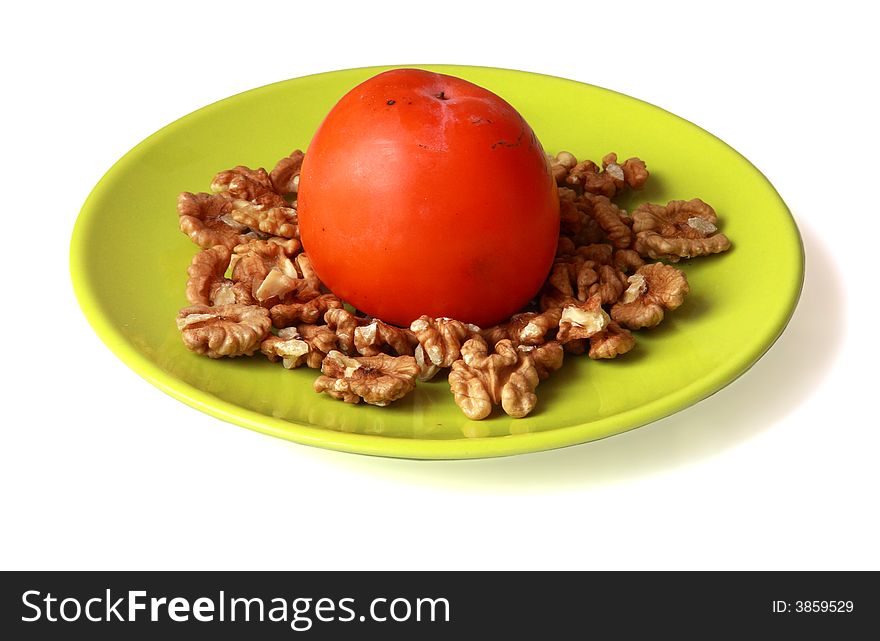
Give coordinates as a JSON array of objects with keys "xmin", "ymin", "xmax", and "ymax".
[{"xmin": 297, "ymin": 68, "xmax": 559, "ymax": 328}]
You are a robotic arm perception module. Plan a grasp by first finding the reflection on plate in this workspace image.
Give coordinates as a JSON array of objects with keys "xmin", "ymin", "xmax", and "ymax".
[{"xmin": 70, "ymin": 65, "xmax": 803, "ymax": 459}]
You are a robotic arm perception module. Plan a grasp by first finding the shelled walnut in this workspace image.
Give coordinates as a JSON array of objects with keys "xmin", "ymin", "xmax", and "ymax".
[
  {"xmin": 409, "ymin": 316, "xmax": 481, "ymax": 381},
  {"xmin": 260, "ymin": 328, "xmax": 311, "ymax": 369},
  {"xmin": 313, "ymin": 351, "xmax": 420, "ymax": 406},
  {"xmin": 270, "ymin": 294, "xmax": 343, "ymax": 328},
  {"xmin": 228, "ymin": 198, "xmax": 299, "ymax": 239},
  {"xmin": 296, "ymin": 324, "xmax": 341, "ymax": 369},
  {"xmin": 632, "ymin": 198, "xmax": 731, "ymax": 261},
  {"xmin": 269, "ymin": 149, "xmax": 305, "ymax": 196},
  {"xmin": 547, "ymin": 151, "xmax": 578, "ymax": 184},
  {"xmin": 556, "ymin": 295, "xmax": 610, "ymax": 344},
  {"xmin": 186, "ymin": 245, "xmax": 253, "ymax": 306},
  {"xmin": 448, "ymin": 337, "xmax": 552, "ymax": 420},
  {"xmin": 211, "ymin": 165, "xmax": 280, "ymax": 203},
  {"xmin": 565, "ymin": 152, "xmax": 649, "ymax": 198},
  {"xmin": 516, "ymin": 341, "xmax": 564, "ymax": 380},
  {"xmin": 541, "ymin": 255, "xmax": 629, "ymax": 309},
  {"xmin": 230, "ymin": 238, "xmax": 321, "ymax": 306},
  {"xmin": 481, "ymin": 308, "xmax": 561, "ymax": 348},
  {"xmin": 611, "ymin": 263, "xmax": 690, "ymax": 329},
  {"xmin": 353, "ymin": 319, "xmax": 417, "ymax": 357},
  {"xmin": 177, "ymin": 191, "xmax": 245, "ymax": 250},
  {"xmin": 176, "ymin": 304, "xmax": 271, "ymax": 358},
  {"xmin": 588, "ymin": 321, "xmax": 636, "ymax": 359},
  {"xmin": 602, "ymin": 152, "xmax": 648, "ymax": 192},
  {"xmin": 584, "ymin": 194, "xmax": 633, "ymax": 249},
  {"xmin": 324, "ymin": 308, "xmax": 362, "ymax": 355}
]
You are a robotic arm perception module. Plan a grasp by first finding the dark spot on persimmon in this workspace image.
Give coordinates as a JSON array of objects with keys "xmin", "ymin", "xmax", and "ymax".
[
  {"xmin": 491, "ymin": 127, "xmax": 526, "ymax": 150},
  {"xmin": 386, "ymin": 99, "xmax": 396, "ymax": 105}
]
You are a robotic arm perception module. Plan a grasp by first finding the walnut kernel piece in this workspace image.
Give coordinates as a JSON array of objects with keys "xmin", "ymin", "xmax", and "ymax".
[
  {"xmin": 611, "ymin": 263, "xmax": 689, "ymax": 329},
  {"xmin": 253, "ymin": 253, "xmax": 321, "ymax": 303},
  {"xmin": 583, "ymin": 194, "xmax": 633, "ymax": 249},
  {"xmin": 559, "ymin": 242, "xmax": 644, "ymax": 273},
  {"xmin": 177, "ymin": 191, "xmax": 245, "ymax": 249},
  {"xmin": 185, "ymin": 245, "xmax": 229, "ymax": 305},
  {"xmin": 547, "ymin": 151, "xmax": 578, "ymax": 184},
  {"xmin": 410, "ymin": 316, "xmax": 480, "ymax": 381},
  {"xmin": 260, "ymin": 328, "xmax": 311, "ymax": 369},
  {"xmin": 613, "ymin": 248, "xmax": 645, "ymax": 274},
  {"xmin": 297, "ymin": 324, "xmax": 340, "ymax": 369},
  {"xmin": 270, "ymin": 294, "xmax": 343, "ymax": 328},
  {"xmin": 541, "ymin": 255, "xmax": 628, "ymax": 309},
  {"xmin": 556, "ymin": 235, "xmax": 577, "ymax": 257},
  {"xmin": 210, "ymin": 165, "xmax": 280, "ymax": 203},
  {"xmin": 566, "ymin": 159, "xmax": 613, "ymax": 197},
  {"xmin": 482, "ymin": 307, "xmax": 561, "ymax": 348},
  {"xmin": 270, "ymin": 150, "xmax": 305, "ymax": 196},
  {"xmin": 556, "ymin": 295, "xmax": 610, "ymax": 343},
  {"xmin": 449, "ymin": 337, "xmax": 551, "ymax": 420},
  {"xmin": 231, "ymin": 238, "xmax": 299, "ymax": 297},
  {"xmin": 354, "ymin": 319, "xmax": 417, "ymax": 357},
  {"xmin": 186, "ymin": 245, "xmax": 253, "ymax": 306},
  {"xmin": 177, "ymin": 304, "xmax": 271, "ymax": 358},
  {"xmin": 229, "ymin": 199, "xmax": 299, "ymax": 239},
  {"xmin": 632, "ymin": 198, "xmax": 731, "ymax": 261},
  {"xmin": 516, "ymin": 341, "xmax": 564, "ymax": 380},
  {"xmin": 314, "ymin": 351, "xmax": 419, "ymax": 406},
  {"xmin": 324, "ymin": 308, "xmax": 362, "ymax": 355},
  {"xmin": 603, "ymin": 152, "xmax": 649, "ymax": 191},
  {"xmin": 588, "ymin": 321, "xmax": 635, "ymax": 359},
  {"xmin": 557, "ymin": 187, "xmax": 606, "ymax": 242},
  {"xmin": 564, "ymin": 152, "xmax": 649, "ymax": 198},
  {"xmin": 575, "ymin": 243, "xmax": 613, "ymax": 265},
  {"xmin": 231, "ymin": 238, "xmax": 320, "ymax": 306}
]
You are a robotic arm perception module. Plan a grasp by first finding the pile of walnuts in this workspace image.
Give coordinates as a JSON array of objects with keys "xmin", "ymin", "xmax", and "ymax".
[{"xmin": 176, "ymin": 149, "xmax": 731, "ymax": 420}]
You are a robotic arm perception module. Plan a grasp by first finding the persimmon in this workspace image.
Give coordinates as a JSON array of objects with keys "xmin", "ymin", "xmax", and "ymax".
[{"xmin": 298, "ymin": 69, "xmax": 559, "ymax": 327}]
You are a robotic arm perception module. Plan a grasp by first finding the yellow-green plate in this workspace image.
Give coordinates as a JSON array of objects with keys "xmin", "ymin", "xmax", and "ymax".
[{"xmin": 70, "ymin": 65, "xmax": 803, "ymax": 459}]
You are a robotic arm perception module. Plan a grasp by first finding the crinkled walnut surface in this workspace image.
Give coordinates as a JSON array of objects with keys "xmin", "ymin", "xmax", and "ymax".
[
  {"xmin": 175, "ymin": 148, "xmax": 731, "ymax": 420},
  {"xmin": 448, "ymin": 337, "xmax": 555, "ymax": 420},
  {"xmin": 632, "ymin": 198, "xmax": 731, "ymax": 261},
  {"xmin": 270, "ymin": 294, "xmax": 343, "ymax": 328},
  {"xmin": 177, "ymin": 304, "xmax": 271, "ymax": 358},
  {"xmin": 354, "ymin": 319, "xmax": 417, "ymax": 357},
  {"xmin": 260, "ymin": 329, "xmax": 311, "ymax": 369},
  {"xmin": 211, "ymin": 166, "xmax": 279, "ymax": 202},
  {"xmin": 178, "ymin": 191, "xmax": 245, "ymax": 250},
  {"xmin": 314, "ymin": 351, "xmax": 420, "ymax": 406},
  {"xmin": 410, "ymin": 316, "xmax": 480, "ymax": 381},
  {"xmin": 269, "ymin": 149, "xmax": 305, "ymax": 196},
  {"xmin": 186, "ymin": 245, "xmax": 254, "ymax": 306},
  {"xmin": 611, "ymin": 263, "xmax": 690, "ymax": 329},
  {"xmin": 229, "ymin": 198, "xmax": 299, "ymax": 239}
]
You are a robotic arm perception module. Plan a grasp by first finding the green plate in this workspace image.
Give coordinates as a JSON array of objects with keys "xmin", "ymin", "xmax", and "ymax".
[{"xmin": 70, "ymin": 65, "xmax": 803, "ymax": 459}]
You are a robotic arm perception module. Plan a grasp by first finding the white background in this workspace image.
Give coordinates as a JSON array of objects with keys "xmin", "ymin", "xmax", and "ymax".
[{"xmin": 2, "ymin": 1, "xmax": 877, "ymax": 570}]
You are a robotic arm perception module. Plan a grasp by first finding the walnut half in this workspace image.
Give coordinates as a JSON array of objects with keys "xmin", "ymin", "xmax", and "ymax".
[
  {"xmin": 632, "ymin": 198, "xmax": 731, "ymax": 261},
  {"xmin": 448, "ymin": 337, "xmax": 555, "ymax": 420},
  {"xmin": 177, "ymin": 304, "xmax": 271, "ymax": 358},
  {"xmin": 611, "ymin": 263, "xmax": 689, "ymax": 329},
  {"xmin": 186, "ymin": 245, "xmax": 253, "ymax": 306},
  {"xmin": 314, "ymin": 351, "xmax": 419, "ymax": 406},
  {"xmin": 410, "ymin": 316, "xmax": 480, "ymax": 381},
  {"xmin": 260, "ymin": 328, "xmax": 311, "ymax": 369},
  {"xmin": 177, "ymin": 191, "xmax": 244, "ymax": 250}
]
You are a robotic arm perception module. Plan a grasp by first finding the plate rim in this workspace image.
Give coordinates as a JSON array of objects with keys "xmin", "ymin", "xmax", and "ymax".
[{"xmin": 69, "ymin": 64, "xmax": 805, "ymax": 460}]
